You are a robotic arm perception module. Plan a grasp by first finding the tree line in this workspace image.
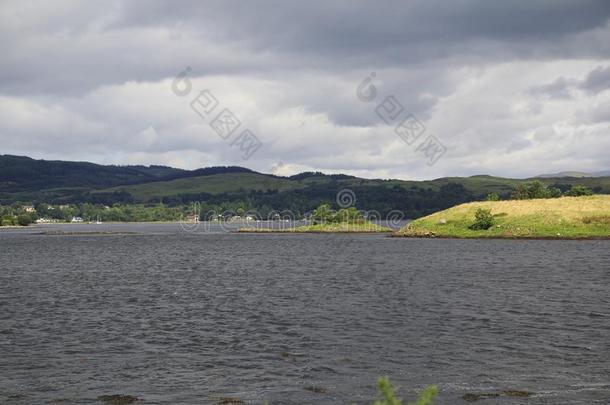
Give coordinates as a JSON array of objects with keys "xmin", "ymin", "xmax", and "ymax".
[
  {"xmin": 0, "ymin": 182, "xmax": 598, "ymax": 226},
  {"xmin": 485, "ymin": 181, "xmax": 594, "ymax": 201}
]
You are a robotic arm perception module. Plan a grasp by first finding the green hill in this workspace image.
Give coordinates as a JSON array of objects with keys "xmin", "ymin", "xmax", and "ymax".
[
  {"xmin": 98, "ymin": 172, "xmax": 304, "ymax": 200},
  {"xmin": 0, "ymin": 155, "xmax": 184, "ymax": 192},
  {"xmin": 99, "ymin": 171, "xmax": 610, "ymax": 200},
  {"xmin": 2, "ymin": 155, "xmax": 610, "ymax": 219},
  {"xmin": 397, "ymin": 195, "xmax": 610, "ymax": 239}
]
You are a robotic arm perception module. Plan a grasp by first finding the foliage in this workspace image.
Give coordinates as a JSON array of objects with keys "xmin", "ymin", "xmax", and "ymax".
[
  {"xmin": 527, "ymin": 180, "xmax": 551, "ymax": 198},
  {"xmin": 468, "ymin": 208, "xmax": 494, "ymax": 230},
  {"xmin": 374, "ymin": 377, "xmax": 401, "ymax": 405},
  {"xmin": 312, "ymin": 205, "xmax": 365, "ymax": 224},
  {"xmin": 565, "ymin": 185, "xmax": 593, "ymax": 196},
  {"xmin": 548, "ymin": 186, "xmax": 563, "ymax": 198},
  {"xmin": 332, "ymin": 207, "xmax": 364, "ymax": 223},
  {"xmin": 373, "ymin": 377, "xmax": 438, "ymax": 405},
  {"xmin": 485, "ymin": 192, "xmax": 500, "ymax": 201},
  {"xmin": 312, "ymin": 203, "xmax": 333, "ymax": 223},
  {"xmin": 512, "ymin": 181, "xmax": 592, "ymax": 200},
  {"xmin": 412, "ymin": 385, "xmax": 440, "ymax": 405},
  {"xmin": 16, "ymin": 213, "xmax": 35, "ymax": 226},
  {"xmin": 1, "ymin": 215, "xmax": 15, "ymax": 226},
  {"xmin": 512, "ymin": 181, "xmax": 552, "ymax": 199}
]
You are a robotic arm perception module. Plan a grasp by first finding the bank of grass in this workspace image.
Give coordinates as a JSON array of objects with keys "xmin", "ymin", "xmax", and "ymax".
[
  {"xmin": 396, "ymin": 195, "xmax": 610, "ymax": 239},
  {"xmin": 239, "ymin": 221, "xmax": 392, "ymax": 233}
]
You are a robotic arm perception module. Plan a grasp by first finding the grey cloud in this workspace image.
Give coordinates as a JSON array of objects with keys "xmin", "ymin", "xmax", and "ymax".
[
  {"xmin": 529, "ymin": 65, "xmax": 610, "ymax": 99},
  {"xmin": 1, "ymin": 1, "xmax": 610, "ymax": 179},
  {"xmin": 2, "ymin": 1, "xmax": 610, "ymax": 97},
  {"xmin": 529, "ymin": 77, "xmax": 577, "ymax": 99},
  {"xmin": 117, "ymin": 0, "xmax": 610, "ymax": 51},
  {"xmin": 588, "ymin": 100, "xmax": 610, "ymax": 123},
  {"xmin": 580, "ymin": 65, "xmax": 610, "ymax": 94}
]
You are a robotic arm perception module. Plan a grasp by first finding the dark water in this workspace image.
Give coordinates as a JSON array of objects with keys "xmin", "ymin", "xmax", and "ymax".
[{"xmin": 1, "ymin": 224, "xmax": 609, "ymax": 404}]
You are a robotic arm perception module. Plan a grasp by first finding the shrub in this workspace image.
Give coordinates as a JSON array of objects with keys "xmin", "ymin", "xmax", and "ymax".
[
  {"xmin": 548, "ymin": 187, "xmax": 563, "ymax": 198},
  {"xmin": 373, "ymin": 377, "xmax": 438, "ymax": 405},
  {"xmin": 17, "ymin": 214, "xmax": 34, "ymax": 226},
  {"xmin": 332, "ymin": 207, "xmax": 364, "ymax": 224},
  {"xmin": 565, "ymin": 185, "xmax": 593, "ymax": 197},
  {"xmin": 312, "ymin": 204, "xmax": 333, "ymax": 224},
  {"xmin": 469, "ymin": 208, "xmax": 494, "ymax": 230},
  {"xmin": 1, "ymin": 215, "xmax": 15, "ymax": 226},
  {"xmin": 311, "ymin": 204, "xmax": 365, "ymax": 224},
  {"xmin": 485, "ymin": 192, "xmax": 500, "ymax": 201}
]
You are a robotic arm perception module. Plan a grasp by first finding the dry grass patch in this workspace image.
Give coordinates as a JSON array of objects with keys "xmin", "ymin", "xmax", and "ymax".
[{"xmin": 397, "ymin": 195, "xmax": 610, "ymax": 239}]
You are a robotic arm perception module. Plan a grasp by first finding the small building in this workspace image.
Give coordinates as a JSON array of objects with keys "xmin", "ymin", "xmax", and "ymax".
[
  {"xmin": 36, "ymin": 218, "xmax": 59, "ymax": 224},
  {"xmin": 185, "ymin": 214, "xmax": 199, "ymax": 223},
  {"xmin": 71, "ymin": 216, "xmax": 84, "ymax": 223},
  {"xmin": 22, "ymin": 205, "xmax": 36, "ymax": 213}
]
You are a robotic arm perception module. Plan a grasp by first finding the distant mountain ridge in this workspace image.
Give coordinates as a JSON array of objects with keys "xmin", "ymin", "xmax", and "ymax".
[{"xmin": 536, "ymin": 170, "xmax": 610, "ymax": 178}]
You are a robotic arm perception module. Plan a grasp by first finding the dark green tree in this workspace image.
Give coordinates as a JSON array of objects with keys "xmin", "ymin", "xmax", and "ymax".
[
  {"xmin": 312, "ymin": 204, "xmax": 333, "ymax": 224},
  {"xmin": 333, "ymin": 207, "xmax": 364, "ymax": 223},
  {"xmin": 565, "ymin": 185, "xmax": 593, "ymax": 196},
  {"xmin": 486, "ymin": 192, "xmax": 500, "ymax": 201}
]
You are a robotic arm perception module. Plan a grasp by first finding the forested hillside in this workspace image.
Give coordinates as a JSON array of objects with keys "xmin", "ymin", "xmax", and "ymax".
[{"xmin": 2, "ymin": 155, "xmax": 610, "ymax": 219}]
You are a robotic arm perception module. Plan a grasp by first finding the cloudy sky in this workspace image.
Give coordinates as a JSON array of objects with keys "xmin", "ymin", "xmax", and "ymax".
[{"xmin": 1, "ymin": 0, "xmax": 610, "ymax": 179}]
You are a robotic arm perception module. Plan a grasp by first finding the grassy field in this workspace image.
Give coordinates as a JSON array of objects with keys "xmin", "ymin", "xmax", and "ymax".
[
  {"xmin": 239, "ymin": 221, "xmax": 392, "ymax": 233},
  {"xmin": 396, "ymin": 195, "xmax": 610, "ymax": 239}
]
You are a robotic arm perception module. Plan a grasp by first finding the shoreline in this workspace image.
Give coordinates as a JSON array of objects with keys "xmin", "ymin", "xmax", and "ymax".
[
  {"xmin": 237, "ymin": 229, "xmax": 393, "ymax": 234},
  {"xmin": 390, "ymin": 233, "xmax": 610, "ymax": 240},
  {"xmin": 238, "ymin": 221, "xmax": 393, "ymax": 234}
]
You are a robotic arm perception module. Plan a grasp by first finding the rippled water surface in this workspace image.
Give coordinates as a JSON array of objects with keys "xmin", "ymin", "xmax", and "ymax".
[{"xmin": 1, "ymin": 224, "xmax": 609, "ymax": 404}]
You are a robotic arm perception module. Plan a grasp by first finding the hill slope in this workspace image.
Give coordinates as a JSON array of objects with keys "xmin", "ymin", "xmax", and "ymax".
[
  {"xmin": 0, "ymin": 155, "xmax": 185, "ymax": 192},
  {"xmin": 536, "ymin": 171, "xmax": 593, "ymax": 178},
  {"xmin": 397, "ymin": 195, "xmax": 610, "ymax": 238},
  {"xmin": 2, "ymin": 155, "xmax": 610, "ymax": 219},
  {"xmin": 99, "ymin": 172, "xmax": 304, "ymax": 200}
]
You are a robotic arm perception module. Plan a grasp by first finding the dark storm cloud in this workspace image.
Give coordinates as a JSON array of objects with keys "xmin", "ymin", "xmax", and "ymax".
[
  {"xmin": 118, "ymin": 0, "xmax": 610, "ymax": 52},
  {"xmin": 1, "ymin": 0, "xmax": 610, "ymax": 178},
  {"xmin": 2, "ymin": 0, "xmax": 610, "ymax": 96}
]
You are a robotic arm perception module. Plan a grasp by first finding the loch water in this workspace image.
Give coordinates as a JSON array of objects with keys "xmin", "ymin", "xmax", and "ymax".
[{"xmin": 1, "ymin": 223, "xmax": 609, "ymax": 404}]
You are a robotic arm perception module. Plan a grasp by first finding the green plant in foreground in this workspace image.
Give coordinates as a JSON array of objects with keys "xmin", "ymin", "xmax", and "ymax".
[{"xmin": 373, "ymin": 377, "xmax": 438, "ymax": 405}]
